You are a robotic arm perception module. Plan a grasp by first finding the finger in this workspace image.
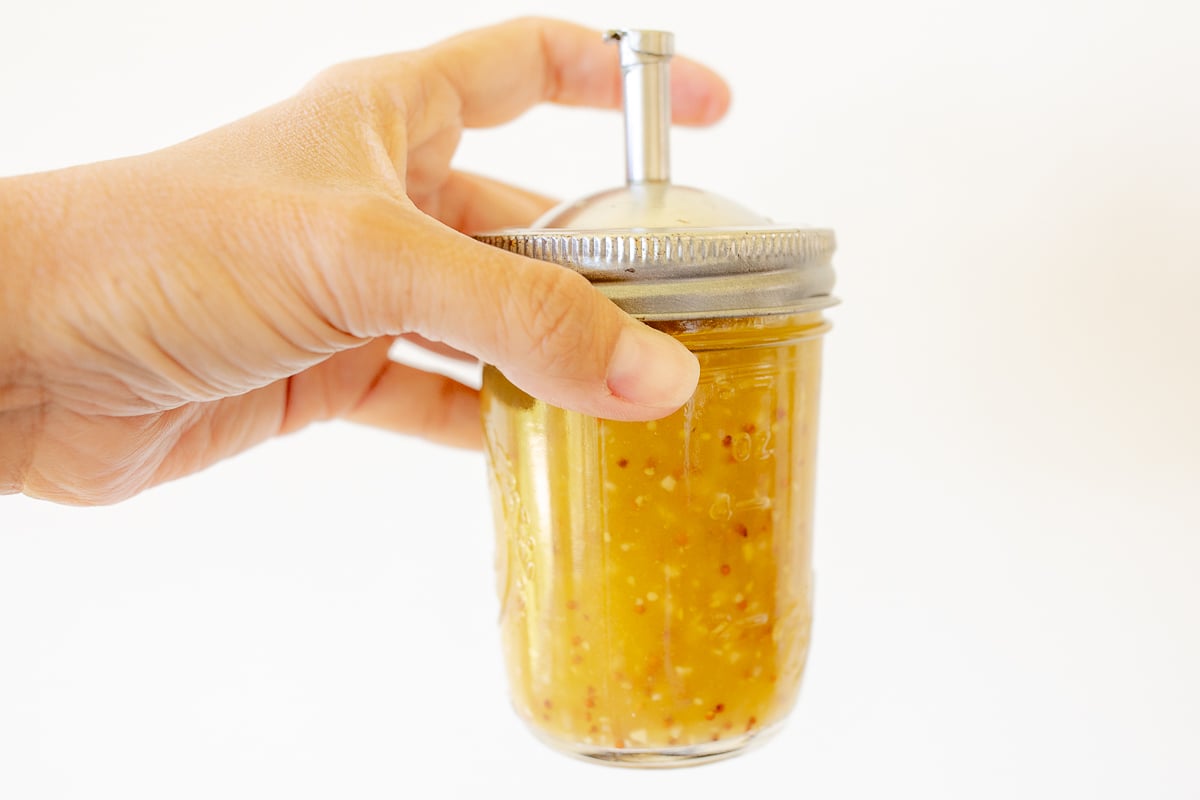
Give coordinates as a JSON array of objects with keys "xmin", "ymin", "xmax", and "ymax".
[
  {"xmin": 362, "ymin": 18, "xmax": 730, "ymax": 130},
  {"xmin": 339, "ymin": 212, "xmax": 699, "ymax": 422},
  {"xmin": 267, "ymin": 337, "xmax": 481, "ymax": 448},
  {"xmin": 343, "ymin": 359, "xmax": 482, "ymax": 449},
  {"xmin": 153, "ymin": 354, "xmax": 482, "ymax": 496},
  {"xmin": 410, "ymin": 170, "xmax": 558, "ymax": 234}
]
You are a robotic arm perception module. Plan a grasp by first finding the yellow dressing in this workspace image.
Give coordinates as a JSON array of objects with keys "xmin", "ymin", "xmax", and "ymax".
[{"xmin": 482, "ymin": 312, "xmax": 827, "ymax": 759}]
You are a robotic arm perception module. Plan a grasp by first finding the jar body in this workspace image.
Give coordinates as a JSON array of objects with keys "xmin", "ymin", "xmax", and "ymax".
[{"xmin": 481, "ymin": 312, "xmax": 828, "ymax": 767}]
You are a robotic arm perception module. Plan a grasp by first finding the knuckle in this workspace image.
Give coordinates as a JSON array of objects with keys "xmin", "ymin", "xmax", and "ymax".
[
  {"xmin": 293, "ymin": 192, "xmax": 416, "ymax": 338},
  {"xmin": 513, "ymin": 265, "xmax": 605, "ymax": 375},
  {"xmin": 301, "ymin": 62, "xmax": 402, "ymax": 127}
]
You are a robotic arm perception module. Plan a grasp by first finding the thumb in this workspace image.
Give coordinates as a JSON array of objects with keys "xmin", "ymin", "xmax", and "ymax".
[{"xmin": 359, "ymin": 220, "xmax": 699, "ymax": 421}]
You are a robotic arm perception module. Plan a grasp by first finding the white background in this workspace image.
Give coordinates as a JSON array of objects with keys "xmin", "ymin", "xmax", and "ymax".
[{"xmin": 2, "ymin": 0, "xmax": 1198, "ymax": 798}]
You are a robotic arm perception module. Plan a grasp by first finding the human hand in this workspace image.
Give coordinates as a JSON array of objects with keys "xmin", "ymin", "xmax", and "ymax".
[{"xmin": 0, "ymin": 18, "xmax": 730, "ymax": 504}]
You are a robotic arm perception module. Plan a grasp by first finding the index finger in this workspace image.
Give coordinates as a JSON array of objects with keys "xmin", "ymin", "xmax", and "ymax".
[{"xmin": 371, "ymin": 18, "xmax": 731, "ymax": 129}]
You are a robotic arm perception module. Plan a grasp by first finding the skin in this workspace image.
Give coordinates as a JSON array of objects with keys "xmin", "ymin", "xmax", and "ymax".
[{"xmin": 0, "ymin": 18, "xmax": 730, "ymax": 505}]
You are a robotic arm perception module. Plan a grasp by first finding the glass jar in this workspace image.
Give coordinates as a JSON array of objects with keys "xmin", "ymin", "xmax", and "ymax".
[
  {"xmin": 476, "ymin": 28, "xmax": 836, "ymax": 767},
  {"xmin": 481, "ymin": 311, "xmax": 828, "ymax": 765}
]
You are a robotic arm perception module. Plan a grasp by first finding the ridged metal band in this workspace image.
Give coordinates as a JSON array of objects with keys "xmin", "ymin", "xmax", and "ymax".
[{"xmin": 475, "ymin": 227, "xmax": 838, "ymax": 321}]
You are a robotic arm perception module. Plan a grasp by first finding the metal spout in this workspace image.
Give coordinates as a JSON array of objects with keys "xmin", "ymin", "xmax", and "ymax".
[{"xmin": 605, "ymin": 29, "xmax": 673, "ymax": 185}]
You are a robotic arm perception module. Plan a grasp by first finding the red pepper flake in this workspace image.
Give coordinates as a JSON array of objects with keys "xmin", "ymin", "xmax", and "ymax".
[
  {"xmin": 634, "ymin": 601, "xmax": 647, "ymax": 614},
  {"xmin": 572, "ymin": 654, "xmax": 583, "ymax": 665},
  {"xmin": 723, "ymin": 721, "xmax": 733, "ymax": 730},
  {"xmin": 715, "ymin": 703, "xmax": 725, "ymax": 713},
  {"xmin": 571, "ymin": 635, "xmax": 583, "ymax": 647},
  {"xmin": 721, "ymin": 435, "xmax": 733, "ymax": 448},
  {"xmin": 720, "ymin": 564, "xmax": 732, "ymax": 576},
  {"xmin": 543, "ymin": 699, "xmax": 553, "ymax": 710},
  {"xmin": 736, "ymin": 598, "xmax": 749, "ymax": 611},
  {"xmin": 711, "ymin": 734, "xmax": 722, "ymax": 742},
  {"xmin": 566, "ymin": 600, "xmax": 579, "ymax": 611},
  {"xmin": 616, "ymin": 458, "xmax": 629, "ymax": 468},
  {"xmin": 614, "ymin": 739, "xmax": 626, "ymax": 749},
  {"xmin": 734, "ymin": 523, "xmax": 749, "ymax": 538},
  {"xmin": 645, "ymin": 456, "xmax": 658, "ymax": 470},
  {"xmin": 589, "ymin": 725, "xmax": 600, "ymax": 734},
  {"xmin": 663, "ymin": 715, "xmax": 674, "ymax": 726},
  {"xmin": 746, "ymin": 716, "xmax": 757, "ymax": 731},
  {"xmin": 587, "ymin": 685, "xmax": 596, "ymax": 695},
  {"xmin": 704, "ymin": 711, "xmax": 715, "ymax": 721},
  {"xmin": 585, "ymin": 697, "xmax": 596, "ymax": 709},
  {"xmin": 674, "ymin": 532, "xmax": 689, "ymax": 547},
  {"xmin": 742, "ymin": 423, "xmax": 756, "ymax": 434}
]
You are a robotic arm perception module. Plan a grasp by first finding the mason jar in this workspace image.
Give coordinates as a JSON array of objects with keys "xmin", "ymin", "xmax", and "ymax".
[{"xmin": 476, "ymin": 29, "xmax": 836, "ymax": 767}]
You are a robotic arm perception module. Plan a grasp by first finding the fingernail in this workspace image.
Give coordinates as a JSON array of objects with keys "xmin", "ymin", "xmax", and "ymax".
[{"xmin": 607, "ymin": 323, "xmax": 699, "ymax": 410}]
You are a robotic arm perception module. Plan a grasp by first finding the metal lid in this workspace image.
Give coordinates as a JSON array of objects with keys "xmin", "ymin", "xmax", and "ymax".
[{"xmin": 474, "ymin": 29, "xmax": 836, "ymax": 321}]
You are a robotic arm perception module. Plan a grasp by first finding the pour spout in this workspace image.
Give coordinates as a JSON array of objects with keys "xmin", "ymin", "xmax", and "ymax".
[{"xmin": 605, "ymin": 29, "xmax": 673, "ymax": 185}]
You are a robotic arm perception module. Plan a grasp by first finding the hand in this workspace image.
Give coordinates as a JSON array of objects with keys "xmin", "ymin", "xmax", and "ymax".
[{"xmin": 0, "ymin": 18, "xmax": 730, "ymax": 504}]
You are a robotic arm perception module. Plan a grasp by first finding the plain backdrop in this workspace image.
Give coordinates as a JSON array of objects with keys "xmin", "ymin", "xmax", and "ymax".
[{"xmin": 2, "ymin": 0, "xmax": 1198, "ymax": 798}]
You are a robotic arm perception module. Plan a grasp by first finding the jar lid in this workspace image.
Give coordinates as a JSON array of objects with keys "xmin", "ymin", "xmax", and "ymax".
[{"xmin": 474, "ymin": 29, "xmax": 837, "ymax": 321}]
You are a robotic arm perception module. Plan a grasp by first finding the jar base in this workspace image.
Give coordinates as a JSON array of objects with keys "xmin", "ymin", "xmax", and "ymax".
[{"xmin": 528, "ymin": 722, "xmax": 784, "ymax": 769}]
